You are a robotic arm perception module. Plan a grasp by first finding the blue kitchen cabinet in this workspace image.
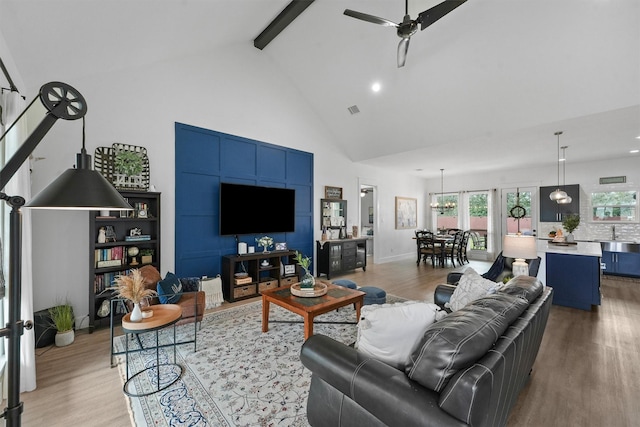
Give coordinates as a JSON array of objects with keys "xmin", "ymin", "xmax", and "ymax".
[
  {"xmin": 546, "ymin": 252, "xmax": 601, "ymax": 310},
  {"xmin": 602, "ymin": 251, "xmax": 640, "ymax": 278}
]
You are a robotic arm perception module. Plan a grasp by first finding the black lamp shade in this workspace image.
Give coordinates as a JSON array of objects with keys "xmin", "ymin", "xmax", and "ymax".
[{"xmin": 25, "ymin": 168, "xmax": 132, "ymax": 210}]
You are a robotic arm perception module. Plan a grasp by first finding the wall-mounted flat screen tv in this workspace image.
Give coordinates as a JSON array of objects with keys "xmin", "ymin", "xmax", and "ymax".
[{"xmin": 219, "ymin": 182, "xmax": 296, "ymax": 235}]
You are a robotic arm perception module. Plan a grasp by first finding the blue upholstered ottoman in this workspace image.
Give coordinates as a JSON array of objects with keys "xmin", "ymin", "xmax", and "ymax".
[
  {"xmin": 332, "ymin": 279, "xmax": 357, "ymax": 289},
  {"xmin": 359, "ymin": 286, "xmax": 387, "ymax": 305}
]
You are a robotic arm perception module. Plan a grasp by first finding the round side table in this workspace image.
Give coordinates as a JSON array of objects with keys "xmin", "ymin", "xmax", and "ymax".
[{"xmin": 121, "ymin": 304, "xmax": 184, "ymax": 397}]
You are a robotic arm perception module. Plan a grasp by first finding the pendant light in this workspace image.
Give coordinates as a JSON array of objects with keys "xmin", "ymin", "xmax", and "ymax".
[
  {"xmin": 431, "ymin": 168, "xmax": 455, "ymax": 214},
  {"xmin": 557, "ymin": 145, "xmax": 572, "ymax": 204},
  {"xmin": 549, "ymin": 131, "xmax": 568, "ymax": 202}
]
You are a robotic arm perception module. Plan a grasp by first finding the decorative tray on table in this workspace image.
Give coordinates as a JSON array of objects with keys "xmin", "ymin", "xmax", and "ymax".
[{"xmin": 290, "ymin": 282, "xmax": 328, "ymax": 297}]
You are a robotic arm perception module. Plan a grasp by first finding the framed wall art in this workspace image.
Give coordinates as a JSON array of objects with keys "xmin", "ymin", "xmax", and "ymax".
[
  {"xmin": 395, "ymin": 196, "xmax": 417, "ymax": 229},
  {"xmin": 324, "ymin": 186, "xmax": 343, "ymax": 199}
]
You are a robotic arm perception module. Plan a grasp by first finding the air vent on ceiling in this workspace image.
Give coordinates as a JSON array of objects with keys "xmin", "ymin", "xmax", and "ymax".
[
  {"xmin": 599, "ymin": 176, "xmax": 626, "ymax": 184},
  {"xmin": 347, "ymin": 105, "xmax": 360, "ymax": 115}
]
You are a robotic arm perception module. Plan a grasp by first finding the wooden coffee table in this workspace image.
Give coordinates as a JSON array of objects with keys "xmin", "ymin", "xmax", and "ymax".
[{"xmin": 261, "ymin": 282, "xmax": 365, "ymax": 340}]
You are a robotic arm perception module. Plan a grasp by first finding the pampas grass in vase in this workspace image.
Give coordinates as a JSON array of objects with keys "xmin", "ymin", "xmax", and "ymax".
[{"xmin": 115, "ymin": 269, "xmax": 156, "ymax": 322}]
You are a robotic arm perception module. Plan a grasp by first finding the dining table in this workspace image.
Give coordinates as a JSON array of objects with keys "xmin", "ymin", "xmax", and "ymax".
[{"xmin": 414, "ymin": 234, "xmax": 454, "ymax": 267}]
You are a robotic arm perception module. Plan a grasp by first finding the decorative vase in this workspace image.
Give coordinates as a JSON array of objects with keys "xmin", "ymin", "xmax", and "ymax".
[
  {"xmin": 130, "ymin": 302, "xmax": 143, "ymax": 322},
  {"xmin": 566, "ymin": 233, "xmax": 575, "ymax": 243},
  {"xmin": 55, "ymin": 330, "xmax": 75, "ymax": 347},
  {"xmin": 300, "ymin": 271, "xmax": 315, "ymax": 289}
]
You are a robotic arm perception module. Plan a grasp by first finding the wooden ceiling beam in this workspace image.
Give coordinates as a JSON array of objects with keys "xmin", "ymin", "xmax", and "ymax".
[{"xmin": 254, "ymin": 0, "xmax": 315, "ymax": 50}]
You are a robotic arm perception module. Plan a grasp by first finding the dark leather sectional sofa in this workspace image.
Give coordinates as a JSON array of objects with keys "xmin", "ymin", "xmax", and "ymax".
[{"xmin": 300, "ymin": 276, "xmax": 552, "ymax": 427}]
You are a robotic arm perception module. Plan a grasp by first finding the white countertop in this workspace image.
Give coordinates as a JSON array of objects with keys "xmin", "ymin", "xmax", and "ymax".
[{"xmin": 537, "ymin": 240, "xmax": 602, "ymax": 257}]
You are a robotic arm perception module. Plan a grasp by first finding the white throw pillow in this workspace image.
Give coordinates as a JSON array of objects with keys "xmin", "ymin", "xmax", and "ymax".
[
  {"xmin": 355, "ymin": 301, "xmax": 445, "ymax": 369},
  {"xmin": 446, "ymin": 267, "xmax": 501, "ymax": 312}
]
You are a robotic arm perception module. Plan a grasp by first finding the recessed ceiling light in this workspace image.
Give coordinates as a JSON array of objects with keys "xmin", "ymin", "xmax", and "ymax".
[
  {"xmin": 630, "ymin": 149, "xmax": 639, "ymax": 154},
  {"xmin": 371, "ymin": 82, "xmax": 381, "ymax": 93},
  {"xmin": 636, "ymin": 135, "xmax": 640, "ymax": 139}
]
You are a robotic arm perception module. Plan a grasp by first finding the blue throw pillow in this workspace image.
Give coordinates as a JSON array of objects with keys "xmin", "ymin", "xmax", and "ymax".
[
  {"xmin": 179, "ymin": 277, "xmax": 200, "ymax": 292},
  {"xmin": 157, "ymin": 272, "xmax": 183, "ymax": 304}
]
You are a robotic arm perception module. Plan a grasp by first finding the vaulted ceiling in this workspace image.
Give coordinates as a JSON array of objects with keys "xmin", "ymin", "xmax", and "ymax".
[{"xmin": 1, "ymin": 0, "xmax": 638, "ymax": 178}]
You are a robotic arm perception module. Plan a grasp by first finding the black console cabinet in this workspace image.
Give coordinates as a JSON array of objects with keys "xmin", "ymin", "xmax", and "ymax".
[
  {"xmin": 316, "ymin": 239, "xmax": 367, "ymax": 279},
  {"xmin": 221, "ymin": 250, "xmax": 299, "ymax": 302}
]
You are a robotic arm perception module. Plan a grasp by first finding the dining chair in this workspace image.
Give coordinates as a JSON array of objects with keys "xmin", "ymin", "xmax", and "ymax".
[
  {"xmin": 416, "ymin": 230, "xmax": 442, "ymax": 268},
  {"xmin": 442, "ymin": 230, "xmax": 463, "ymax": 267},
  {"xmin": 457, "ymin": 230, "xmax": 471, "ymax": 264}
]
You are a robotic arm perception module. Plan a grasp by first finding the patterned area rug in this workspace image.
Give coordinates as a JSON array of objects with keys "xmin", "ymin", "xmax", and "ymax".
[{"xmin": 114, "ymin": 296, "xmax": 402, "ymax": 426}]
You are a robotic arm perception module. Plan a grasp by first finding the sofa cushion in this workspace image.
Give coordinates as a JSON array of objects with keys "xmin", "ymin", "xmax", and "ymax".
[
  {"xmin": 499, "ymin": 275, "xmax": 543, "ymax": 303},
  {"xmin": 446, "ymin": 267, "xmax": 501, "ymax": 311},
  {"xmin": 138, "ymin": 265, "xmax": 162, "ymax": 289},
  {"xmin": 355, "ymin": 301, "xmax": 446, "ymax": 369},
  {"xmin": 157, "ymin": 272, "xmax": 183, "ymax": 304},
  {"xmin": 406, "ymin": 293, "xmax": 529, "ymax": 392},
  {"xmin": 179, "ymin": 277, "xmax": 201, "ymax": 292}
]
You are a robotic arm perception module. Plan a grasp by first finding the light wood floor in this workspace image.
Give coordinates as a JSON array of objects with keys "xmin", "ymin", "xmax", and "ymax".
[{"xmin": 12, "ymin": 257, "xmax": 640, "ymax": 426}]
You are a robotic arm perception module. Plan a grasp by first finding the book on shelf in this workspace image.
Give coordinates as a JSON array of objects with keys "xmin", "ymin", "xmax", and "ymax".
[
  {"xmin": 125, "ymin": 235, "xmax": 151, "ymax": 241},
  {"xmin": 97, "ymin": 259, "xmax": 123, "ymax": 268},
  {"xmin": 94, "ymin": 270, "xmax": 131, "ymax": 293},
  {"xmin": 95, "ymin": 246, "xmax": 125, "ymax": 267},
  {"xmin": 234, "ymin": 276, "xmax": 253, "ymax": 285}
]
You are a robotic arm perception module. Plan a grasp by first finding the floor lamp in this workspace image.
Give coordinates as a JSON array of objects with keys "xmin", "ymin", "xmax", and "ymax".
[{"xmin": 0, "ymin": 82, "xmax": 132, "ymax": 426}]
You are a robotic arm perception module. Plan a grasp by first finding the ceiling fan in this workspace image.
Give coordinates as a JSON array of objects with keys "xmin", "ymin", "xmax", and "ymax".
[{"xmin": 344, "ymin": 0, "xmax": 467, "ymax": 68}]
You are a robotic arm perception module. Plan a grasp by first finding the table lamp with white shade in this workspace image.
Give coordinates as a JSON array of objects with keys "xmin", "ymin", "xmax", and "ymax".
[{"xmin": 502, "ymin": 235, "xmax": 538, "ymax": 277}]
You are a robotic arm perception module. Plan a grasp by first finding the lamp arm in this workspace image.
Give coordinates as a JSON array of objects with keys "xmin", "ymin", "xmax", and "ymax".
[
  {"xmin": 1, "ymin": 81, "xmax": 88, "ymax": 191},
  {"xmin": 0, "ymin": 108, "xmax": 64, "ymax": 191}
]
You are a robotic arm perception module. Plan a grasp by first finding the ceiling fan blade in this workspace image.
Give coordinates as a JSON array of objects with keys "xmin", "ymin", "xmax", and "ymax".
[
  {"xmin": 344, "ymin": 9, "xmax": 399, "ymax": 28},
  {"xmin": 397, "ymin": 37, "xmax": 410, "ymax": 68},
  {"xmin": 418, "ymin": 0, "xmax": 467, "ymax": 31}
]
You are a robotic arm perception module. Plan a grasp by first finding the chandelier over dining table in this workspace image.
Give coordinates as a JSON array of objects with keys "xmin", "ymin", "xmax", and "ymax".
[{"xmin": 431, "ymin": 168, "xmax": 455, "ymax": 214}]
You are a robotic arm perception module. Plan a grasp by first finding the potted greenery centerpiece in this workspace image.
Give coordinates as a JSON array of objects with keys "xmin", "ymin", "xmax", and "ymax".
[
  {"xmin": 49, "ymin": 303, "xmax": 75, "ymax": 347},
  {"xmin": 562, "ymin": 214, "xmax": 580, "ymax": 242},
  {"xmin": 294, "ymin": 250, "xmax": 315, "ymax": 289},
  {"xmin": 115, "ymin": 269, "xmax": 157, "ymax": 322}
]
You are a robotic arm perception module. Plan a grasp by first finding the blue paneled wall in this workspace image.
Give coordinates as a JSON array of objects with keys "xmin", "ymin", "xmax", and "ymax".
[{"xmin": 175, "ymin": 123, "xmax": 314, "ymax": 277}]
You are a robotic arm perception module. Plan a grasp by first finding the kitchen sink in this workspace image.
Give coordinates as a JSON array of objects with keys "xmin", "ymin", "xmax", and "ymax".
[{"xmin": 599, "ymin": 241, "xmax": 640, "ymax": 253}]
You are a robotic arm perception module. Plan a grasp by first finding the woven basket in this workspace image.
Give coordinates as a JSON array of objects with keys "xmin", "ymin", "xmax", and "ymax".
[{"xmin": 94, "ymin": 143, "xmax": 150, "ymax": 191}]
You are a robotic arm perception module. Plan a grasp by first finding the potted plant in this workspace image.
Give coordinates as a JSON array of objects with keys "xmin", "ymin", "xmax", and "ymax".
[
  {"xmin": 140, "ymin": 248, "xmax": 154, "ymax": 264},
  {"xmin": 49, "ymin": 303, "xmax": 75, "ymax": 347},
  {"xmin": 562, "ymin": 214, "xmax": 580, "ymax": 242},
  {"xmin": 114, "ymin": 269, "xmax": 157, "ymax": 322},
  {"xmin": 294, "ymin": 251, "xmax": 315, "ymax": 289}
]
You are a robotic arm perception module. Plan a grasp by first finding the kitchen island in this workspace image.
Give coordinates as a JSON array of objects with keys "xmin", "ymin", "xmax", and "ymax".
[{"xmin": 537, "ymin": 240, "xmax": 602, "ymax": 310}]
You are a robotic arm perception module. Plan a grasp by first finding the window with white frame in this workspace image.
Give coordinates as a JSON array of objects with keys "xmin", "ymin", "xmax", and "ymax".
[{"xmin": 590, "ymin": 190, "xmax": 638, "ymax": 222}]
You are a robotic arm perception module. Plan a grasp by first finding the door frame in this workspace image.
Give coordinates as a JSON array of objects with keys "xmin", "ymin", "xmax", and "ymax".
[{"xmin": 500, "ymin": 186, "xmax": 539, "ymax": 248}]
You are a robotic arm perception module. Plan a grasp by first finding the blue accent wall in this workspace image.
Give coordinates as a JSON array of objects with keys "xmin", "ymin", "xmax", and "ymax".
[{"xmin": 175, "ymin": 122, "xmax": 314, "ymax": 277}]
